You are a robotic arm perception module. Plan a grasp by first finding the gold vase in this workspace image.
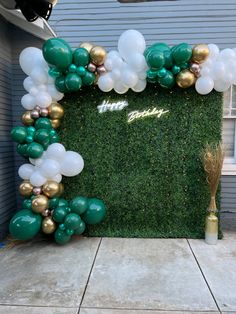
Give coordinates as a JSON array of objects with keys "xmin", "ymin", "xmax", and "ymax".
[{"xmin": 205, "ymin": 196, "xmax": 218, "ymax": 245}]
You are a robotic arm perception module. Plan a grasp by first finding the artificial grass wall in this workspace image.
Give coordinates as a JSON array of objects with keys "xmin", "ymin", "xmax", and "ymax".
[{"xmin": 59, "ymin": 85, "xmax": 222, "ymax": 238}]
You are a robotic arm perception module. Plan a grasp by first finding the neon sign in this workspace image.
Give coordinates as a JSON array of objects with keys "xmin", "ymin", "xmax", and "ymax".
[{"xmin": 127, "ymin": 107, "xmax": 169, "ymax": 123}]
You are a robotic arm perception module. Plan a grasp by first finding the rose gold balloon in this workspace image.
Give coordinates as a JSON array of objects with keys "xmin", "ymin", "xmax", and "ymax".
[
  {"xmin": 97, "ymin": 65, "xmax": 107, "ymax": 75},
  {"xmin": 90, "ymin": 46, "xmax": 107, "ymax": 66},
  {"xmin": 33, "ymin": 187, "xmax": 42, "ymax": 195},
  {"xmin": 87, "ymin": 63, "xmax": 97, "ymax": 73},
  {"xmin": 40, "ymin": 108, "xmax": 49, "ymax": 117},
  {"xmin": 19, "ymin": 181, "xmax": 33, "ymax": 197},
  {"xmin": 31, "ymin": 110, "xmax": 40, "ymax": 119},
  {"xmin": 192, "ymin": 44, "xmax": 209, "ymax": 64},
  {"xmin": 190, "ymin": 63, "xmax": 200, "ymax": 73},
  {"xmin": 22, "ymin": 111, "xmax": 34, "ymax": 126},
  {"xmin": 48, "ymin": 103, "xmax": 64, "ymax": 119},
  {"xmin": 50, "ymin": 119, "xmax": 61, "ymax": 129},
  {"xmin": 42, "ymin": 181, "xmax": 60, "ymax": 198},
  {"xmin": 42, "ymin": 217, "xmax": 56, "ymax": 234},
  {"xmin": 176, "ymin": 70, "xmax": 196, "ymax": 88},
  {"xmin": 32, "ymin": 195, "xmax": 49, "ymax": 213},
  {"xmin": 42, "ymin": 209, "xmax": 51, "ymax": 217},
  {"xmin": 80, "ymin": 42, "xmax": 94, "ymax": 53}
]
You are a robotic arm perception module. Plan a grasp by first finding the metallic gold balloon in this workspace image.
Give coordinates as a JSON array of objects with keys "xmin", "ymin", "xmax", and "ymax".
[
  {"xmin": 42, "ymin": 181, "xmax": 60, "ymax": 198},
  {"xmin": 58, "ymin": 183, "xmax": 64, "ymax": 196},
  {"xmin": 90, "ymin": 46, "xmax": 107, "ymax": 66},
  {"xmin": 80, "ymin": 42, "xmax": 94, "ymax": 53},
  {"xmin": 42, "ymin": 217, "xmax": 56, "ymax": 234},
  {"xmin": 22, "ymin": 111, "xmax": 34, "ymax": 126},
  {"xmin": 48, "ymin": 103, "xmax": 64, "ymax": 119},
  {"xmin": 176, "ymin": 70, "xmax": 196, "ymax": 89},
  {"xmin": 192, "ymin": 44, "xmax": 209, "ymax": 64},
  {"xmin": 32, "ymin": 195, "xmax": 49, "ymax": 213},
  {"xmin": 50, "ymin": 119, "xmax": 61, "ymax": 129},
  {"xmin": 19, "ymin": 181, "xmax": 34, "ymax": 197}
]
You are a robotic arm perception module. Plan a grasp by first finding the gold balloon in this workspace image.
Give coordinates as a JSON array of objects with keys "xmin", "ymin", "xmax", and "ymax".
[
  {"xmin": 176, "ymin": 70, "xmax": 196, "ymax": 89},
  {"xmin": 22, "ymin": 111, "xmax": 34, "ymax": 126},
  {"xmin": 192, "ymin": 44, "xmax": 209, "ymax": 64},
  {"xmin": 32, "ymin": 195, "xmax": 49, "ymax": 213},
  {"xmin": 80, "ymin": 42, "xmax": 94, "ymax": 53},
  {"xmin": 19, "ymin": 181, "xmax": 33, "ymax": 197},
  {"xmin": 42, "ymin": 181, "xmax": 60, "ymax": 198},
  {"xmin": 48, "ymin": 103, "xmax": 64, "ymax": 119},
  {"xmin": 90, "ymin": 46, "xmax": 107, "ymax": 66},
  {"xmin": 58, "ymin": 183, "xmax": 64, "ymax": 196},
  {"xmin": 42, "ymin": 217, "xmax": 56, "ymax": 234},
  {"xmin": 50, "ymin": 119, "xmax": 61, "ymax": 129}
]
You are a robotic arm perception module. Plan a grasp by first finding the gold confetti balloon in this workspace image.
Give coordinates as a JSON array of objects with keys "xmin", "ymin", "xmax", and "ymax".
[
  {"xmin": 176, "ymin": 70, "xmax": 196, "ymax": 89},
  {"xmin": 90, "ymin": 46, "xmax": 107, "ymax": 66},
  {"xmin": 22, "ymin": 111, "xmax": 34, "ymax": 126},
  {"xmin": 42, "ymin": 181, "xmax": 60, "ymax": 198},
  {"xmin": 192, "ymin": 44, "xmax": 209, "ymax": 64},
  {"xmin": 50, "ymin": 119, "xmax": 61, "ymax": 129},
  {"xmin": 19, "ymin": 181, "xmax": 33, "ymax": 197},
  {"xmin": 79, "ymin": 42, "xmax": 94, "ymax": 53},
  {"xmin": 48, "ymin": 103, "xmax": 64, "ymax": 120},
  {"xmin": 32, "ymin": 195, "xmax": 49, "ymax": 213},
  {"xmin": 42, "ymin": 217, "xmax": 56, "ymax": 234}
]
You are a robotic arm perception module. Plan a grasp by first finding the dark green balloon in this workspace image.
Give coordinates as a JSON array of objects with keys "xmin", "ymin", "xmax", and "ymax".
[
  {"xmin": 34, "ymin": 129, "xmax": 50, "ymax": 145},
  {"xmin": 26, "ymin": 142, "xmax": 44, "ymax": 158},
  {"xmin": 54, "ymin": 229, "xmax": 71, "ymax": 245},
  {"xmin": 48, "ymin": 68, "xmax": 62, "ymax": 78},
  {"xmin": 147, "ymin": 50, "xmax": 165, "ymax": 70},
  {"xmin": 65, "ymin": 73, "xmax": 82, "ymax": 91},
  {"xmin": 55, "ymin": 76, "xmax": 68, "ymax": 93},
  {"xmin": 158, "ymin": 70, "xmax": 175, "ymax": 89},
  {"xmin": 70, "ymin": 196, "xmax": 88, "ymax": 215},
  {"xmin": 11, "ymin": 127, "xmax": 27, "ymax": 143},
  {"xmin": 147, "ymin": 69, "xmax": 158, "ymax": 80},
  {"xmin": 49, "ymin": 197, "xmax": 59, "ymax": 209},
  {"xmin": 76, "ymin": 66, "xmax": 86, "ymax": 77},
  {"xmin": 157, "ymin": 68, "xmax": 167, "ymax": 78},
  {"xmin": 17, "ymin": 144, "xmax": 28, "ymax": 157},
  {"xmin": 64, "ymin": 213, "xmax": 82, "ymax": 230},
  {"xmin": 172, "ymin": 43, "xmax": 192, "ymax": 65},
  {"xmin": 68, "ymin": 64, "xmax": 77, "ymax": 73},
  {"xmin": 82, "ymin": 198, "xmax": 106, "ymax": 225},
  {"xmin": 50, "ymin": 133, "xmax": 59, "ymax": 144},
  {"xmin": 164, "ymin": 50, "xmax": 173, "ymax": 69},
  {"xmin": 82, "ymin": 71, "xmax": 95, "ymax": 86},
  {"xmin": 171, "ymin": 65, "xmax": 181, "ymax": 75},
  {"xmin": 58, "ymin": 198, "xmax": 69, "ymax": 207},
  {"xmin": 53, "ymin": 205, "xmax": 68, "ymax": 223},
  {"xmin": 22, "ymin": 199, "xmax": 32, "ymax": 210},
  {"xmin": 42, "ymin": 38, "xmax": 73, "ymax": 70},
  {"xmin": 144, "ymin": 42, "xmax": 170, "ymax": 58},
  {"xmin": 9, "ymin": 209, "xmax": 42, "ymax": 241},
  {"xmin": 74, "ymin": 220, "xmax": 86, "ymax": 235},
  {"xmin": 35, "ymin": 118, "xmax": 52, "ymax": 130},
  {"xmin": 73, "ymin": 48, "xmax": 90, "ymax": 67}
]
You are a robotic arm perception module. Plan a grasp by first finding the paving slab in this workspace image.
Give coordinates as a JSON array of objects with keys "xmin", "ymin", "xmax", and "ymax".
[
  {"xmin": 0, "ymin": 236, "xmax": 100, "ymax": 307},
  {"xmin": 189, "ymin": 235, "xmax": 236, "ymax": 312},
  {"xmin": 80, "ymin": 309, "xmax": 219, "ymax": 314},
  {"xmin": 0, "ymin": 306, "xmax": 78, "ymax": 314},
  {"xmin": 82, "ymin": 238, "xmax": 217, "ymax": 311}
]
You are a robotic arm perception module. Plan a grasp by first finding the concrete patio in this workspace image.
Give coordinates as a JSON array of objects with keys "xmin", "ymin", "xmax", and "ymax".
[{"xmin": 0, "ymin": 215, "xmax": 235, "ymax": 314}]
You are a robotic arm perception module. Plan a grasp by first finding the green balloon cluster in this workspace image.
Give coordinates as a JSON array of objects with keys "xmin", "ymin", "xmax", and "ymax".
[
  {"xmin": 145, "ymin": 42, "xmax": 192, "ymax": 88},
  {"xmin": 11, "ymin": 118, "xmax": 59, "ymax": 158},
  {"xmin": 9, "ymin": 195, "xmax": 106, "ymax": 245},
  {"xmin": 42, "ymin": 38, "xmax": 96, "ymax": 93},
  {"xmin": 53, "ymin": 196, "xmax": 106, "ymax": 244}
]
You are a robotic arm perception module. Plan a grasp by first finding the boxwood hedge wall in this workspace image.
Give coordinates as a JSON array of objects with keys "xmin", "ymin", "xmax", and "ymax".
[{"xmin": 59, "ymin": 85, "xmax": 222, "ymax": 238}]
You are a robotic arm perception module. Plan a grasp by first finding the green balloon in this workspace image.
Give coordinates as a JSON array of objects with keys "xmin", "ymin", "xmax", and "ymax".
[
  {"xmin": 82, "ymin": 198, "xmax": 106, "ymax": 225},
  {"xmin": 64, "ymin": 213, "xmax": 82, "ymax": 230},
  {"xmin": 180, "ymin": 62, "xmax": 189, "ymax": 70},
  {"xmin": 70, "ymin": 196, "xmax": 88, "ymax": 215},
  {"xmin": 50, "ymin": 133, "xmax": 59, "ymax": 144},
  {"xmin": 144, "ymin": 42, "xmax": 170, "ymax": 58},
  {"xmin": 147, "ymin": 69, "xmax": 158, "ymax": 80},
  {"xmin": 53, "ymin": 205, "xmax": 68, "ymax": 223},
  {"xmin": 9, "ymin": 209, "xmax": 42, "ymax": 241},
  {"xmin": 35, "ymin": 118, "xmax": 52, "ymax": 130},
  {"xmin": 49, "ymin": 197, "xmax": 59, "ymax": 209},
  {"xmin": 157, "ymin": 68, "xmax": 167, "ymax": 78},
  {"xmin": 42, "ymin": 38, "xmax": 73, "ymax": 70},
  {"xmin": 54, "ymin": 229, "xmax": 71, "ymax": 245},
  {"xmin": 73, "ymin": 48, "xmax": 90, "ymax": 67},
  {"xmin": 26, "ymin": 142, "xmax": 44, "ymax": 158},
  {"xmin": 66, "ymin": 229, "xmax": 74, "ymax": 236},
  {"xmin": 172, "ymin": 43, "xmax": 192, "ymax": 65},
  {"xmin": 58, "ymin": 198, "xmax": 69, "ymax": 207},
  {"xmin": 74, "ymin": 220, "xmax": 86, "ymax": 235},
  {"xmin": 17, "ymin": 144, "xmax": 28, "ymax": 157},
  {"xmin": 34, "ymin": 129, "xmax": 50, "ymax": 145},
  {"xmin": 76, "ymin": 66, "xmax": 86, "ymax": 77},
  {"xmin": 65, "ymin": 73, "xmax": 82, "ymax": 91},
  {"xmin": 22, "ymin": 199, "xmax": 32, "ymax": 210},
  {"xmin": 68, "ymin": 64, "xmax": 77, "ymax": 73},
  {"xmin": 11, "ymin": 127, "xmax": 27, "ymax": 143},
  {"xmin": 171, "ymin": 65, "xmax": 181, "ymax": 75},
  {"xmin": 48, "ymin": 68, "xmax": 62, "ymax": 78},
  {"xmin": 164, "ymin": 50, "xmax": 173, "ymax": 68},
  {"xmin": 26, "ymin": 135, "xmax": 33, "ymax": 143},
  {"xmin": 82, "ymin": 71, "xmax": 95, "ymax": 86},
  {"xmin": 147, "ymin": 50, "xmax": 165, "ymax": 70},
  {"xmin": 158, "ymin": 70, "xmax": 175, "ymax": 89},
  {"xmin": 55, "ymin": 76, "xmax": 68, "ymax": 93}
]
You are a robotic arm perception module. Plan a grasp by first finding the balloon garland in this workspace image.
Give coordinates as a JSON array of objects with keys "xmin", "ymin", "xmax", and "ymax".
[{"xmin": 9, "ymin": 29, "xmax": 236, "ymax": 245}]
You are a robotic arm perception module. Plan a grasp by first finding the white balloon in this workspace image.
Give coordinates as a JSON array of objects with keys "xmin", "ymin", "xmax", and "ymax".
[
  {"xmin": 107, "ymin": 50, "xmax": 120, "ymax": 60},
  {"xmin": 38, "ymin": 85, "xmax": 47, "ymax": 92},
  {"xmin": 29, "ymin": 158, "xmax": 37, "ymax": 166},
  {"xmin": 19, "ymin": 47, "xmax": 44, "ymax": 76},
  {"xmin": 220, "ymin": 48, "xmax": 236, "ymax": 60},
  {"xmin": 104, "ymin": 58, "xmax": 113, "ymax": 71},
  {"xmin": 18, "ymin": 164, "xmax": 35, "ymax": 180},
  {"xmin": 30, "ymin": 67, "xmax": 48, "ymax": 84},
  {"xmin": 137, "ymin": 70, "xmax": 147, "ymax": 80},
  {"xmin": 21, "ymin": 94, "xmax": 36, "ymax": 110},
  {"xmin": 47, "ymin": 76, "xmax": 55, "ymax": 84},
  {"xmin": 60, "ymin": 151, "xmax": 84, "ymax": 177},
  {"xmin": 214, "ymin": 79, "xmax": 231, "ymax": 92},
  {"xmin": 52, "ymin": 174, "xmax": 62, "ymax": 183},
  {"xmin": 200, "ymin": 66, "xmax": 211, "ymax": 77},
  {"xmin": 40, "ymin": 159, "xmax": 60, "ymax": 178},
  {"xmin": 35, "ymin": 92, "xmax": 52, "ymax": 108},
  {"xmin": 195, "ymin": 76, "xmax": 214, "ymax": 95},
  {"xmin": 211, "ymin": 61, "xmax": 225, "ymax": 80},
  {"xmin": 208, "ymin": 44, "xmax": 220, "ymax": 59},
  {"xmin": 131, "ymin": 79, "xmax": 147, "ymax": 92},
  {"xmin": 118, "ymin": 30, "xmax": 146, "ymax": 61},
  {"xmin": 47, "ymin": 84, "xmax": 64, "ymax": 101},
  {"xmin": 30, "ymin": 171, "xmax": 47, "ymax": 187},
  {"xmin": 29, "ymin": 87, "xmax": 38, "ymax": 96},
  {"xmin": 98, "ymin": 74, "xmax": 114, "ymax": 92},
  {"xmin": 23, "ymin": 77, "xmax": 35, "ymax": 92},
  {"xmin": 127, "ymin": 53, "xmax": 147, "ymax": 72},
  {"xmin": 33, "ymin": 156, "xmax": 44, "ymax": 167},
  {"xmin": 121, "ymin": 69, "xmax": 138, "ymax": 88},
  {"xmin": 114, "ymin": 81, "xmax": 129, "ymax": 94},
  {"xmin": 46, "ymin": 143, "xmax": 66, "ymax": 161},
  {"xmin": 111, "ymin": 68, "xmax": 121, "ymax": 81}
]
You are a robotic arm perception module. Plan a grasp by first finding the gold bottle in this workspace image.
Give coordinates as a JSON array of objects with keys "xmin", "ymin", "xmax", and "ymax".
[{"xmin": 205, "ymin": 196, "xmax": 218, "ymax": 245}]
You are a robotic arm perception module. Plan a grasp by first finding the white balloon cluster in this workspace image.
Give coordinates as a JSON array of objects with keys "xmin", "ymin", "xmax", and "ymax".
[
  {"xmin": 196, "ymin": 44, "xmax": 236, "ymax": 95},
  {"xmin": 18, "ymin": 143, "xmax": 84, "ymax": 187},
  {"xmin": 20, "ymin": 47, "xmax": 64, "ymax": 110},
  {"xmin": 98, "ymin": 30, "xmax": 148, "ymax": 94}
]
